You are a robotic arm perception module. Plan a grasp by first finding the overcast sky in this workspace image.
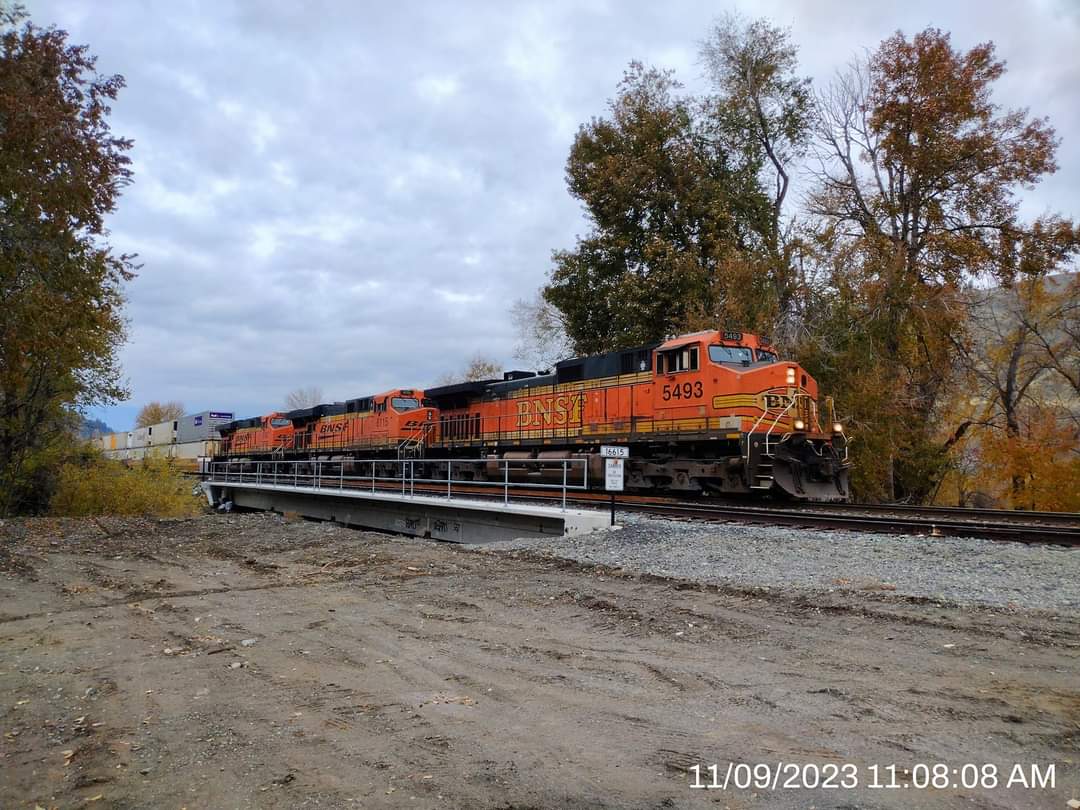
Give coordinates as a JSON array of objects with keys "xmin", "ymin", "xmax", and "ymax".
[{"xmin": 28, "ymin": 0, "xmax": 1079, "ymax": 429}]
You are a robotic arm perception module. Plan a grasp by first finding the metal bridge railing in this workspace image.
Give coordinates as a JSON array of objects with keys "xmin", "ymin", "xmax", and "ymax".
[{"xmin": 205, "ymin": 456, "xmax": 590, "ymax": 512}]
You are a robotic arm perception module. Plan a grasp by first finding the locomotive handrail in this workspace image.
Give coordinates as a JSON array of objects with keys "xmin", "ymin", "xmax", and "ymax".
[
  {"xmin": 396, "ymin": 420, "xmax": 434, "ymax": 459},
  {"xmin": 747, "ymin": 388, "xmax": 783, "ymax": 443},
  {"xmin": 746, "ymin": 388, "xmax": 796, "ymax": 458},
  {"xmin": 763, "ymin": 395, "xmax": 796, "ymax": 456}
]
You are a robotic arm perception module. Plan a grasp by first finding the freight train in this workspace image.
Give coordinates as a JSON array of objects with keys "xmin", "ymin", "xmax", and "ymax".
[
  {"xmin": 215, "ymin": 330, "xmax": 851, "ymax": 501},
  {"xmin": 98, "ymin": 410, "xmax": 234, "ymax": 471}
]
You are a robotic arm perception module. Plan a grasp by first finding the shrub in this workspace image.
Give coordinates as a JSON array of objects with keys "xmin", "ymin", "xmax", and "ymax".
[{"xmin": 50, "ymin": 454, "xmax": 204, "ymax": 518}]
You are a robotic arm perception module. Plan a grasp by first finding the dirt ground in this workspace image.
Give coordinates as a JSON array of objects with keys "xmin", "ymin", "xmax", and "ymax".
[{"xmin": 1, "ymin": 514, "xmax": 1077, "ymax": 809}]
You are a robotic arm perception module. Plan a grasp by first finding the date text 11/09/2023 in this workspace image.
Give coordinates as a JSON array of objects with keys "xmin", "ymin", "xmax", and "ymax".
[{"xmin": 689, "ymin": 762, "xmax": 1057, "ymax": 792}]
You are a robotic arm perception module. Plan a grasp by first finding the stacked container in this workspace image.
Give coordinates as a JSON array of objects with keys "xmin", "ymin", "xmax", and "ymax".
[
  {"xmin": 148, "ymin": 420, "xmax": 177, "ymax": 446},
  {"xmin": 177, "ymin": 411, "xmax": 234, "ymax": 443}
]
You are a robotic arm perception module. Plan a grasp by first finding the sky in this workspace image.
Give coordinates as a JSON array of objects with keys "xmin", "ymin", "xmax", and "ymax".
[{"xmin": 27, "ymin": 0, "xmax": 1080, "ymax": 430}]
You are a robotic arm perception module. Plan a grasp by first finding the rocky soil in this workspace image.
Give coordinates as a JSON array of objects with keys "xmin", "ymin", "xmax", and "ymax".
[{"xmin": 477, "ymin": 512, "xmax": 1080, "ymax": 614}]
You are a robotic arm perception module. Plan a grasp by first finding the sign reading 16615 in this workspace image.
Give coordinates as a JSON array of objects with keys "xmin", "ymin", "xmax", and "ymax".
[{"xmin": 600, "ymin": 445, "xmax": 629, "ymax": 458}]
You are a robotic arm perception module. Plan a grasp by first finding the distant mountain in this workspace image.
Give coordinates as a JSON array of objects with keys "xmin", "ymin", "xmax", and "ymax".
[{"xmin": 80, "ymin": 417, "xmax": 115, "ymax": 439}]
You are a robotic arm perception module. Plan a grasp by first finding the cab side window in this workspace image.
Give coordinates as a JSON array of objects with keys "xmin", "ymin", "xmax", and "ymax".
[{"xmin": 656, "ymin": 346, "xmax": 699, "ymax": 374}]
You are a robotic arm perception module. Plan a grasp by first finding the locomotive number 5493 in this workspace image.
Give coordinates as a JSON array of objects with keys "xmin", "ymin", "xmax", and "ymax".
[{"xmin": 662, "ymin": 382, "xmax": 704, "ymax": 401}]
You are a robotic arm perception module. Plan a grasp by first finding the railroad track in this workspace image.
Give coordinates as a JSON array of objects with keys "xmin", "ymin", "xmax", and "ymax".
[
  {"xmin": 747, "ymin": 500, "xmax": 1080, "ymax": 528},
  {"xmin": 201, "ymin": 475, "xmax": 1080, "ymax": 546},
  {"xmin": 610, "ymin": 500, "xmax": 1080, "ymax": 546}
]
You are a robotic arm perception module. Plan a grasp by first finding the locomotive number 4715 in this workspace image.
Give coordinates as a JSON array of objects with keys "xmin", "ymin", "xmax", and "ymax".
[{"xmin": 662, "ymin": 382, "xmax": 704, "ymax": 401}]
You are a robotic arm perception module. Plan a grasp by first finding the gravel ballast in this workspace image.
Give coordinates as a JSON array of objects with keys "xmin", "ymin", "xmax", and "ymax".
[{"xmin": 472, "ymin": 512, "xmax": 1080, "ymax": 614}]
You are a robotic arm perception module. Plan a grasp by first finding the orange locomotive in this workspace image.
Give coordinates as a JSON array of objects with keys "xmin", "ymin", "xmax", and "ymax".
[
  {"xmin": 217, "ymin": 330, "xmax": 850, "ymax": 501},
  {"xmin": 426, "ymin": 330, "xmax": 849, "ymax": 500},
  {"xmin": 219, "ymin": 390, "xmax": 435, "ymax": 456}
]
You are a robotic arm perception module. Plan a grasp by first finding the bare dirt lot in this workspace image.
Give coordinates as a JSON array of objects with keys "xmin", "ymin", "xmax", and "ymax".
[{"xmin": 1, "ymin": 513, "xmax": 1078, "ymax": 809}]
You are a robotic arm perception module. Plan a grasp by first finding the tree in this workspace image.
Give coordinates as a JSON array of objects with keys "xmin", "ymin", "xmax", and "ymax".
[
  {"xmin": 135, "ymin": 401, "xmax": 185, "ymax": 428},
  {"xmin": 543, "ymin": 62, "xmax": 771, "ymax": 354},
  {"xmin": 974, "ymin": 404, "xmax": 1080, "ymax": 511},
  {"xmin": 285, "ymin": 386, "xmax": 324, "ymax": 410},
  {"xmin": 435, "ymin": 355, "xmax": 502, "ymax": 386},
  {"xmin": 1021, "ymin": 272, "xmax": 1080, "ymax": 404},
  {"xmin": 510, "ymin": 292, "xmax": 570, "ymax": 370},
  {"xmin": 699, "ymin": 15, "xmax": 813, "ymax": 344},
  {"xmin": 939, "ymin": 271, "xmax": 1080, "ymax": 508},
  {"xmin": 810, "ymin": 31, "xmax": 1062, "ymax": 290},
  {"xmin": 803, "ymin": 29, "xmax": 1076, "ymax": 502},
  {"xmin": 0, "ymin": 6, "xmax": 134, "ymax": 515},
  {"xmin": 700, "ymin": 14, "xmax": 811, "ymax": 254}
]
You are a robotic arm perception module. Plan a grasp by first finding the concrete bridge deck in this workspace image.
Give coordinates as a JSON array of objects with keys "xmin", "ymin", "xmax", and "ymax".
[{"xmin": 201, "ymin": 479, "xmax": 610, "ymax": 543}]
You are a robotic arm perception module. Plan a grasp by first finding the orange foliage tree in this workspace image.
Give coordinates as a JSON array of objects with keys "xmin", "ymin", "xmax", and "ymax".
[
  {"xmin": 803, "ymin": 28, "xmax": 1076, "ymax": 503},
  {"xmin": 938, "ymin": 273, "xmax": 1080, "ymax": 509}
]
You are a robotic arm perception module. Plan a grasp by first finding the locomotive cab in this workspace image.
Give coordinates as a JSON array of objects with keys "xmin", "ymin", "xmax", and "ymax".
[
  {"xmin": 378, "ymin": 389, "xmax": 438, "ymax": 447},
  {"xmin": 261, "ymin": 412, "xmax": 296, "ymax": 451},
  {"xmin": 654, "ymin": 330, "xmax": 850, "ymax": 501}
]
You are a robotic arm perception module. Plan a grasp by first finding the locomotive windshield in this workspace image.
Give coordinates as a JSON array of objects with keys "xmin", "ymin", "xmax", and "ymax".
[
  {"xmin": 391, "ymin": 397, "xmax": 421, "ymax": 411},
  {"xmin": 270, "ymin": 417, "xmax": 291, "ymax": 427},
  {"xmin": 756, "ymin": 349, "xmax": 777, "ymax": 363},
  {"xmin": 708, "ymin": 345, "xmax": 753, "ymax": 364}
]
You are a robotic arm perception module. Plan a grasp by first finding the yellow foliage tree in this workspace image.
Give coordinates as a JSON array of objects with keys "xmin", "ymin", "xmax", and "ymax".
[
  {"xmin": 135, "ymin": 400, "xmax": 185, "ymax": 428},
  {"xmin": 938, "ymin": 274, "xmax": 1080, "ymax": 509},
  {"xmin": 50, "ymin": 452, "xmax": 204, "ymax": 517},
  {"xmin": 975, "ymin": 406, "xmax": 1080, "ymax": 511}
]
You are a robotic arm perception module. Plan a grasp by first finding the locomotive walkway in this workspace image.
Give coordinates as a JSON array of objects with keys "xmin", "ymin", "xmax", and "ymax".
[{"xmin": 202, "ymin": 458, "xmax": 609, "ymax": 542}]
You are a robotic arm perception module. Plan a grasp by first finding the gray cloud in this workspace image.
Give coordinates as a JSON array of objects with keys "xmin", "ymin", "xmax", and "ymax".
[{"xmin": 29, "ymin": 0, "xmax": 1077, "ymax": 428}]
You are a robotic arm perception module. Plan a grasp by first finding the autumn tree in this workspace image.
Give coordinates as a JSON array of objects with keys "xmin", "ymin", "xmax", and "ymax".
[
  {"xmin": 0, "ymin": 6, "xmax": 134, "ymax": 515},
  {"xmin": 285, "ymin": 386, "xmax": 324, "ymax": 410},
  {"xmin": 975, "ymin": 406, "xmax": 1080, "ymax": 511},
  {"xmin": 435, "ymin": 355, "xmax": 503, "ymax": 386},
  {"xmin": 702, "ymin": 14, "xmax": 810, "ymax": 247},
  {"xmin": 700, "ymin": 14, "xmax": 812, "ymax": 338},
  {"xmin": 510, "ymin": 292, "xmax": 570, "ymax": 370},
  {"xmin": 543, "ymin": 62, "xmax": 771, "ymax": 354},
  {"xmin": 135, "ymin": 401, "xmax": 185, "ymax": 428},
  {"xmin": 1021, "ymin": 272, "xmax": 1080, "ymax": 405},
  {"xmin": 803, "ymin": 28, "xmax": 1075, "ymax": 501},
  {"xmin": 936, "ymin": 270, "xmax": 1080, "ymax": 509}
]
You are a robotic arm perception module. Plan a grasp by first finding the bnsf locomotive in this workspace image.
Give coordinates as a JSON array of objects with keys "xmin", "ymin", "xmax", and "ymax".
[{"xmin": 216, "ymin": 330, "xmax": 851, "ymax": 501}]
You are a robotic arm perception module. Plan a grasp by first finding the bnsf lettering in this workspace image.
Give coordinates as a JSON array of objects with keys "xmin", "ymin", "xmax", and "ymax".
[
  {"xmin": 318, "ymin": 423, "xmax": 348, "ymax": 435},
  {"xmin": 515, "ymin": 394, "xmax": 582, "ymax": 428}
]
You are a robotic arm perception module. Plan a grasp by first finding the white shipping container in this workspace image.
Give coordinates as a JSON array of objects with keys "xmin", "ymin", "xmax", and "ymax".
[
  {"xmin": 173, "ymin": 439, "xmax": 218, "ymax": 459},
  {"xmin": 147, "ymin": 420, "xmax": 177, "ymax": 447}
]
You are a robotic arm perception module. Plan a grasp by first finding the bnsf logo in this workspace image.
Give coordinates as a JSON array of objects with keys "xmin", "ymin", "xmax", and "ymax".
[
  {"xmin": 318, "ymin": 423, "xmax": 347, "ymax": 435},
  {"xmin": 516, "ymin": 394, "xmax": 583, "ymax": 428}
]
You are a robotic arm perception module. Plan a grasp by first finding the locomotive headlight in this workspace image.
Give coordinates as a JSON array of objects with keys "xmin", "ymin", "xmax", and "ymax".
[
  {"xmin": 785, "ymin": 367, "xmax": 796, "ymax": 385},
  {"xmin": 833, "ymin": 422, "xmax": 844, "ymax": 434},
  {"xmin": 793, "ymin": 418, "xmax": 805, "ymax": 431}
]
